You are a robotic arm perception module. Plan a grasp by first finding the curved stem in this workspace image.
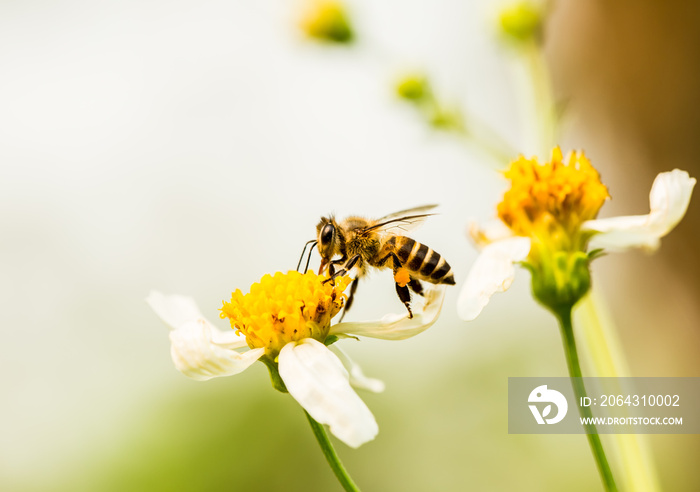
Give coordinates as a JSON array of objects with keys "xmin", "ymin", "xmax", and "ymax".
[
  {"xmin": 420, "ymin": 90, "xmax": 516, "ymax": 167},
  {"xmin": 305, "ymin": 411, "xmax": 361, "ymax": 492},
  {"xmin": 556, "ymin": 307, "xmax": 618, "ymax": 492},
  {"xmin": 458, "ymin": 112, "xmax": 518, "ymax": 166}
]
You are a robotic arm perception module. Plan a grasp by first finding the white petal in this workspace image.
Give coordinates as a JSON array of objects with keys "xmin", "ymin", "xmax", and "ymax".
[
  {"xmin": 210, "ymin": 328, "xmax": 250, "ymax": 349},
  {"xmin": 169, "ymin": 319, "xmax": 264, "ymax": 381},
  {"xmin": 329, "ymin": 345, "xmax": 385, "ymax": 393},
  {"xmin": 147, "ymin": 291, "xmax": 249, "ymax": 349},
  {"xmin": 468, "ymin": 219, "xmax": 514, "ymax": 249},
  {"xmin": 584, "ymin": 169, "xmax": 696, "ymax": 252},
  {"xmin": 457, "ymin": 236, "xmax": 531, "ymax": 321},
  {"xmin": 278, "ymin": 339, "xmax": 378, "ymax": 448},
  {"xmin": 147, "ymin": 291, "xmax": 204, "ymax": 329},
  {"xmin": 330, "ymin": 284, "xmax": 447, "ymax": 340}
]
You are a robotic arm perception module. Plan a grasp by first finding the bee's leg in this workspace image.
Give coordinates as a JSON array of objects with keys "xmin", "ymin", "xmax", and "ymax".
[
  {"xmin": 323, "ymin": 255, "xmax": 361, "ymax": 284},
  {"xmin": 395, "ymin": 282, "xmax": 413, "ymax": 319},
  {"xmin": 373, "ymin": 251, "xmax": 393, "ymax": 268},
  {"xmin": 338, "ymin": 278, "xmax": 359, "ymax": 322},
  {"xmin": 325, "ymin": 263, "xmax": 337, "ymax": 285},
  {"xmin": 376, "ymin": 251, "xmax": 414, "ymax": 319},
  {"xmin": 323, "ymin": 258, "xmax": 345, "ymax": 284},
  {"xmin": 408, "ymin": 277, "xmax": 425, "ymax": 297}
]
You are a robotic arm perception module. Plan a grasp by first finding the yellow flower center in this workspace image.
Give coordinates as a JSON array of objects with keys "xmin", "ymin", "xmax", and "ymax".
[
  {"xmin": 496, "ymin": 147, "xmax": 609, "ymax": 312},
  {"xmin": 497, "ymin": 146, "xmax": 609, "ymax": 240},
  {"xmin": 220, "ymin": 271, "xmax": 351, "ymax": 358}
]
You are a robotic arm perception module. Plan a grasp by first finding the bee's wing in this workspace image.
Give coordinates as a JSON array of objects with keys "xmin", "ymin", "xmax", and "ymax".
[
  {"xmin": 364, "ymin": 213, "xmax": 436, "ymax": 235},
  {"xmin": 377, "ymin": 204, "xmax": 438, "ymax": 222}
]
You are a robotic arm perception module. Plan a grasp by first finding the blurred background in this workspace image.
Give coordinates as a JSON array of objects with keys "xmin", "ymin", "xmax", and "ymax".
[{"xmin": 1, "ymin": 0, "xmax": 698, "ymax": 490}]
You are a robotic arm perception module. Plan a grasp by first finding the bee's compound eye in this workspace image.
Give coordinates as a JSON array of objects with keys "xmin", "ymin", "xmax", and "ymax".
[{"xmin": 320, "ymin": 223, "xmax": 334, "ymax": 245}]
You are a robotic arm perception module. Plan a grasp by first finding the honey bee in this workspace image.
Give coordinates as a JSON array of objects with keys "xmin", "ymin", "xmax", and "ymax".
[{"xmin": 297, "ymin": 205, "xmax": 455, "ymax": 319}]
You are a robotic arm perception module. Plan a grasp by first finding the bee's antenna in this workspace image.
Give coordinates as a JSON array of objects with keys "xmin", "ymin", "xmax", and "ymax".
[
  {"xmin": 296, "ymin": 239, "xmax": 317, "ymax": 272},
  {"xmin": 304, "ymin": 241, "xmax": 317, "ymax": 273}
]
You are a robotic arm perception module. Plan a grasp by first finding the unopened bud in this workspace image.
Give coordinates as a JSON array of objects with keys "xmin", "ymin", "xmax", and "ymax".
[
  {"xmin": 300, "ymin": 1, "xmax": 354, "ymax": 44},
  {"xmin": 498, "ymin": 2, "xmax": 543, "ymax": 45}
]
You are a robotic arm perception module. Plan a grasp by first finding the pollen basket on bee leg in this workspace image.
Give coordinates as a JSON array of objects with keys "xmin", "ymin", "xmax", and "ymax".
[{"xmin": 394, "ymin": 267, "xmax": 411, "ymax": 288}]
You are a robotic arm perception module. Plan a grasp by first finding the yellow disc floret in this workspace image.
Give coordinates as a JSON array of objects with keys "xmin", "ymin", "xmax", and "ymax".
[
  {"xmin": 220, "ymin": 271, "xmax": 351, "ymax": 358},
  {"xmin": 497, "ymin": 146, "xmax": 609, "ymax": 239},
  {"xmin": 497, "ymin": 147, "xmax": 610, "ymax": 312}
]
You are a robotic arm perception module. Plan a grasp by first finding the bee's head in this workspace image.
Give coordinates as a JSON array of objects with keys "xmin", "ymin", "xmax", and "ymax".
[{"xmin": 316, "ymin": 216, "xmax": 339, "ymax": 273}]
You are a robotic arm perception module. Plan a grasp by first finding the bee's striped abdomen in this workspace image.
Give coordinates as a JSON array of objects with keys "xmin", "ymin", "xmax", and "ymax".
[
  {"xmin": 391, "ymin": 236, "xmax": 455, "ymax": 285},
  {"xmin": 407, "ymin": 243, "xmax": 429, "ymax": 271},
  {"xmin": 419, "ymin": 248, "xmax": 441, "ymax": 276}
]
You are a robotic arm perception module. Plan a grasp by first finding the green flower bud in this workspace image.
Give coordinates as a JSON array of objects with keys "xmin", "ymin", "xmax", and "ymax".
[
  {"xmin": 396, "ymin": 74, "xmax": 429, "ymax": 102},
  {"xmin": 300, "ymin": 1, "xmax": 354, "ymax": 44},
  {"xmin": 498, "ymin": 2, "xmax": 543, "ymax": 45}
]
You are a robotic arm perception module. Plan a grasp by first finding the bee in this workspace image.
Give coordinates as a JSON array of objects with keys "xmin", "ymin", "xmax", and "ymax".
[{"xmin": 297, "ymin": 205, "xmax": 455, "ymax": 319}]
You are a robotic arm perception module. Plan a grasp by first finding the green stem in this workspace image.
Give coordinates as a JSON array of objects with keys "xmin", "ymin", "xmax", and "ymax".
[
  {"xmin": 305, "ymin": 411, "xmax": 361, "ymax": 492},
  {"xmin": 523, "ymin": 42, "xmax": 557, "ymax": 153},
  {"xmin": 578, "ymin": 293, "xmax": 661, "ymax": 492},
  {"xmin": 422, "ymin": 91, "xmax": 516, "ymax": 167},
  {"xmin": 460, "ymin": 112, "xmax": 518, "ymax": 166},
  {"xmin": 555, "ymin": 307, "xmax": 618, "ymax": 492}
]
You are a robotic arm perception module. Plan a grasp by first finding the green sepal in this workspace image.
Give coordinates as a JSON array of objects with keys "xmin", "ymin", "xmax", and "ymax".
[
  {"xmin": 516, "ymin": 260, "xmax": 534, "ymax": 273},
  {"xmin": 260, "ymin": 356, "xmax": 288, "ymax": 393},
  {"xmin": 587, "ymin": 248, "xmax": 606, "ymax": 261},
  {"xmin": 324, "ymin": 335, "xmax": 339, "ymax": 347}
]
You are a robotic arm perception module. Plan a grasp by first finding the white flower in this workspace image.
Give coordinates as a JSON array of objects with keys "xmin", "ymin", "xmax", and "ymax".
[
  {"xmin": 147, "ymin": 283, "xmax": 446, "ymax": 448},
  {"xmin": 582, "ymin": 169, "xmax": 696, "ymax": 252},
  {"xmin": 458, "ymin": 169, "xmax": 696, "ymax": 321}
]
